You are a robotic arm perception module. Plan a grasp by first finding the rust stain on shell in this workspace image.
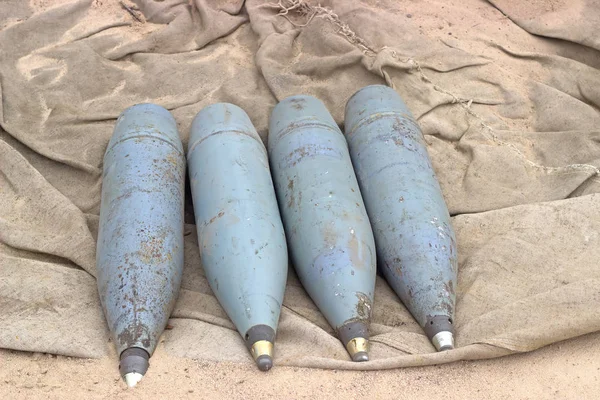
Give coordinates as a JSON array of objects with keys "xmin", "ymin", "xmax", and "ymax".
[
  {"xmin": 138, "ymin": 227, "xmax": 170, "ymax": 264},
  {"xmin": 284, "ymin": 144, "xmax": 341, "ymax": 168},
  {"xmin": 208, "ymin": 211, "xmax": 225, "ymax": 225},
  {"xmin": 355, "ymin": 292, "xmax": 372, "ymax": 320},
  {"xmin": 117, "ymin": 323, "xmax": 152, "ymax": 348},
  {"xmin": 287, "ymin": 179, "xmax": 295, "ymax": 208},
  {"xmin": 444, "ymin": 280, "xmax": 456, "ymax": 296},
  {"xmin": 322, "ymin": 223, "xmax": 336, "ymax": 248},
  {"xmin": 347, "ymin": 232, "xmax": 363, "ymax": 269},
  {"xmin": 289, "ymin": 97, "xmax": 306, "ymax": 111}
]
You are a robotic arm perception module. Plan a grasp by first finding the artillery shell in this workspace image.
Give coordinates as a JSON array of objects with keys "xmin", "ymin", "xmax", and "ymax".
[
  {"xmin": 268, "ymin": 95, "xmax": 377, "ymax": 362},
  {"xmin": 187, "ymin": 103, "xmax": 288, "ymax": 371},
  {"xmin": 97, "ymin": 104, "xmax": 185, "ymax": 386},
  {"xmin": 345, "ymin": 85, "xmax": 458, "ymax": 351}
]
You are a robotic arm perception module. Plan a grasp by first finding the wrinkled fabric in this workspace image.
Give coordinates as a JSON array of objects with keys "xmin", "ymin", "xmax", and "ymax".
[{"xmin": 1, "ymin": 0, "xmax": 599, "ymax": 369}]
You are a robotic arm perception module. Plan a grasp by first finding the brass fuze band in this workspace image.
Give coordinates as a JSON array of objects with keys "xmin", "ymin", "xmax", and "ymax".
[
  {"xmin": 346, "ymin": 337, "xmax": 369, "ymax": 357},
  {"xmin": 250, "ymin": 340, "xmax": 273, "ymax": 360}
]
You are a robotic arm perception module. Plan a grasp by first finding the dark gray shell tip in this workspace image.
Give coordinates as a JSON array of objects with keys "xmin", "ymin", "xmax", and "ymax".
[
  {"xmin": 352, "ymin": 351, "xmax": 369, "ymax": 362},
  {"xmin": 255, "ymin": 354, "xmax": 273, "ymax": 371}
]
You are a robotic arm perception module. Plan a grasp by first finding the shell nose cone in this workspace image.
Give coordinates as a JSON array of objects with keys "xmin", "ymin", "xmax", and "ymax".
[
  {"xmin": 250, "ymin": 339, "xmax": 275, "ymax": 372},
  {"xmin": 109, "ymin": 103, "xmax": 181, "ymax": 151},
  {"xmin": 345, "ymin": 337, "xmax": 370, "ymax": 362},
  {"xmin": 123, "ymin": 372, "xmax": 144, "ymax": 388},
  {"xmin": 432, "ymin": 331, "xmax": 455, "ymax": 351},
  {"xmin": 338, "ymin": 321, "xmax": 371, "ymax": 362},
  {"xmin": 255, "ymin": 354, "xmax": 274, "ymax": 371},
  {"xmin": 119, "ymin": 348, "xmax": 150, "ymax": 387}
]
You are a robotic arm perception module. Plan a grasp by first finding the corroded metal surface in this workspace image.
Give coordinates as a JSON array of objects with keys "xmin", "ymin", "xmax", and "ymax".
[
  {"xmin": 345, "ymin": 85, "xmax": 458, "ymax": 350},
  {"xmin": 97, "ymin": 104, "xmax": 185, "ymax": 362},
  {"xmin": 268, "ymin": 95, "xmax": 376, "ymax": 360},
  {"xmin": 187, "ymin": 103, "xmax": 288, "ymax": 371}
]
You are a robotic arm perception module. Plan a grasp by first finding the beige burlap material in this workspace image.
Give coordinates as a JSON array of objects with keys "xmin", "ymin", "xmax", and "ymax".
[{"xmin": 1, "ymin": 0, "xmax": 599, "ymax": 369}]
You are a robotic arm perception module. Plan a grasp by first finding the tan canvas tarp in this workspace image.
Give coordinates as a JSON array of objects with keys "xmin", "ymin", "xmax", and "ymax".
[{"xmin": 1, "ymin": 0, "xmax": 599, "ymax": 369}]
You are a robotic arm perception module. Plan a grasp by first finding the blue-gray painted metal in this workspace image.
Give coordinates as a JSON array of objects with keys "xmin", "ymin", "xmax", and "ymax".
[
  {"xmin": 268, "ymin": 95, "xmax": 377, "ymax": 344},
  {"xmin": 97, "ymin": 103, "xmax": 186, "ymax": 357},
  {"xmin": 344, "ymin": 85, "xmax": 457, "ymax": 343},
  {"xmin": 187, "ymin": 103, "xmax": 288, "ymax": 346}
]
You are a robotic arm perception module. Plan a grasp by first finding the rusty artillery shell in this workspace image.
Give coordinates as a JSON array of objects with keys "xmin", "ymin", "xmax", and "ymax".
[
  {"xmin": 187, "ymin": 103, "xmax": 288, "ymax": 371},
  {"xmin": 268, "ymin": 95, "xmax": 377, "ymax": 362},
  {"xmin": 345, "ymin": 85, "xmax": 458, "ymax": 351},
  {"xmin": 97, "ymin": 104, "xmax": 185, "ymax": 386}
]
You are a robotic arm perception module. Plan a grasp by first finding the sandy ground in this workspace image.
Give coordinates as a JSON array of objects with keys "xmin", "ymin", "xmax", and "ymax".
[{"xmin": 1, "ymin": 331, "xmax": 598, "ymax": 399}]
